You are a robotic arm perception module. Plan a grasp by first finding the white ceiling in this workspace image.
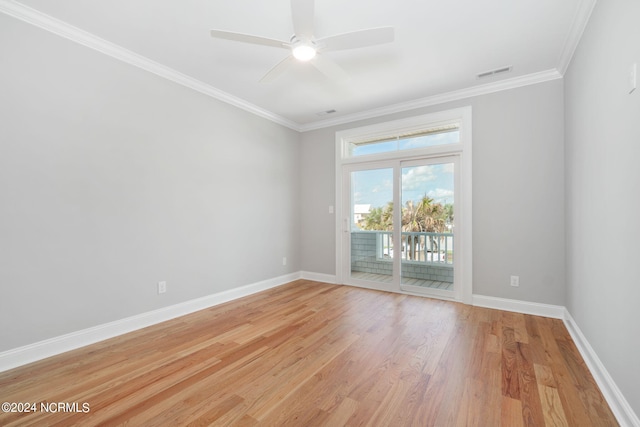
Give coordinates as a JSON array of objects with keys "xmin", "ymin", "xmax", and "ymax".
[{"xmin": 4, "ymin": 0, "xmax": 593, "ymax": 130}]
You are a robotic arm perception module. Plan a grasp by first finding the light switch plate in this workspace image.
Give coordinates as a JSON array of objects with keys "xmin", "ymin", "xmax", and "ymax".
[{"xmin": 630, "ymin": 63, "xmax": 637, "ymax": 94}]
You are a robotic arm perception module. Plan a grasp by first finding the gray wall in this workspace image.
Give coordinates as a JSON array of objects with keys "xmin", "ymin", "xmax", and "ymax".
[
  {"xmin": 2, "ymin": 2, "xmax": 638, "ymax": 415},
  {"xmin": 564, "ymin": 0, "xmax": 640, "ymax": 415},
  {"xmin": 0, "ymin": 15, "xmax": 300, "ymax": 352},
  {"xmin": 300, "ymin": 80, "xmax": 566, "ymax": 305}
]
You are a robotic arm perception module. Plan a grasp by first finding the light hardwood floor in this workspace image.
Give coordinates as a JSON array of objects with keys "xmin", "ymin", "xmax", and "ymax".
[{"xmin": 0, "ymin": 280, "xmax": 617, "ymax": 426}]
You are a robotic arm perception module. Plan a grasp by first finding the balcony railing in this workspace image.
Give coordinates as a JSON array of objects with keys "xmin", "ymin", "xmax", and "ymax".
[{"xmin": 377, "ymin": 231, "xmax": 453, "ymax": 265}]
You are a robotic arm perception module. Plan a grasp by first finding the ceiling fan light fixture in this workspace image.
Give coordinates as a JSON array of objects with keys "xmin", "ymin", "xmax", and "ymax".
[
  {"xmin": 292, "ymin": 43, "xmax": 316, "ymax": 61},
  {"xmin": 210, "ymin": 0, "xmax": 395, "ymax": 82}
]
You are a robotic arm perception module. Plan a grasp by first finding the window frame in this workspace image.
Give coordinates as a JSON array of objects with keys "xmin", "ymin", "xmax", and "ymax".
[
  {"xmin": 335, "ymin": 106, "xmax": 473, "ymax": 304},
  {"xmin": 339, "ymin": 110, "xmax": 468, "ymax": 164}
]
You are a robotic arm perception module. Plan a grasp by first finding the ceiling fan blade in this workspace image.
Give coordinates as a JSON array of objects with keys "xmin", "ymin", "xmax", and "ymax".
[
  {"xmin": 309, "ymin": 54, "xmax": 350, "ymax": 81},
  {"xmin": 318, "ymin": 27, "xmax": 395, "ymax": 51},
  {"xmin": 210, "ymin": 29, "xmax": 288, "ymax": 49},
  {"xmin": 291, "ymin": 0, "xmax": 315, "ymax": 39},
  {"xmin": 260, "ymin": 56, "xmax": 296, "ymax": 83}
]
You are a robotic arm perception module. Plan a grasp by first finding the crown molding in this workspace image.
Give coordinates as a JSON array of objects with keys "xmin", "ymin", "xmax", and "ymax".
[
  {"xmin": 0, "ymin": 0, "xmax": 301, "ymax": 131},
  {"xmin": 557, "ymin": 0, "xmax": 598, "ymax": 75},
  {"xmin": 1, "ymin": 0, "xmax": 572, "ymax": 133},
  {"xmin": 299, "ymin": 69, "xmax": 563, "ymax": 132}
]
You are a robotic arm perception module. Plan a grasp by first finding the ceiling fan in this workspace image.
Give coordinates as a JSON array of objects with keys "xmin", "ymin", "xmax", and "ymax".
[{"xmin": 210, "ymin": 0, "xmax": 394, "ymax": 83}]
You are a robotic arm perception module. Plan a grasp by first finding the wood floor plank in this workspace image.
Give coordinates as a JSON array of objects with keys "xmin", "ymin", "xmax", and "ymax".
[
  {"xmin": 502, "ymin": 396, "xmax": 525, "ymax": 427},
  {"xmin": 516, "ymin": 342, "xmax": 545, "ymax": 426},
  {"xmin": 0, "ymin": 280, "xmax": 618, "ymax": 426},
  {"xmin": 534, "ymin": 363, "xmax": 557, "ymax": 388},
  {"xmin": 555, "ymin": 333, "xmax": 618, "ymax": 425},
  {"xmin": 432, "ymin": 311, "xmax": 476, "ymax": 426},
  {"xmin": 324, "ymin": 397, "xmax": 358, "ymax": 426},
  {"xmin": 455, "ymin": 378, "xmax": 490, "ymax": 427},
  {"xmin": 513, "ymin": 313, "xmax": 530, "ymax": 344},
  {"xmin": 537, "ymin": 316, "xmax": 601, "ymax": 427},
  {"xmin": 502, "ymin": 326, "xmax": 521, "ymax": 399},
  {"xmin": 478, "ymin": 325, "xmax": 503, "ymax": 420},
  {"xmin": 538, "ymin": 383, "xmax": 570, "ymax": 427}
]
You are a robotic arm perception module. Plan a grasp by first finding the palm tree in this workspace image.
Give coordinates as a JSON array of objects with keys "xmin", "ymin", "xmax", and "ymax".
[
  {"xmin": 401, "ymin": 196, "xmax": 449, "ymax": 260},
  {"xmin": 361, "ymin": 206, "xmax": 383, "ymax": 230},
  {"xmin": 416, "ymin": 196, "xmax": 447, "ymax": 233},
  {"xmin": 401, "ymin": 200, "xmax": 420, "ymax": 259},
  {"xmin": 380, "ymin": 202, "xmax": 394, "ymax": 230},
  {"xmin": 443, "ymin": 203, "xmax": 454, "ymax": 226},
  {"xmin": 360, "ymin": 197, "xmax": 451, "ymax": 261}
]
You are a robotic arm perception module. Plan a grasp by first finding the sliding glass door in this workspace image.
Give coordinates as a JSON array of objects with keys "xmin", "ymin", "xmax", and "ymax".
[
  {"xmin": 343, "ymin": 157, "xmax": 458, "ymax": 298},
  {"xmin": 336, "ymin": 107, "xmax": 472, "ymax": 302},
  {"xmin": 346, "ymin": 165, "xmax": 395, "ymax": 289},
  {"xmin": 400, "ymin": 158, "xmax": 456, "ymax": 297}
]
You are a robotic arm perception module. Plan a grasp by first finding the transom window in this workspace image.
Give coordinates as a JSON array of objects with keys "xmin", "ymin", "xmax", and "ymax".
[
  {"xmin": 336, "ymin": 106, "xmax": 472, "ymax": 304},
  {"xmin": 345, "ymin": 121, "xmax": 460, "ymax": 158}
]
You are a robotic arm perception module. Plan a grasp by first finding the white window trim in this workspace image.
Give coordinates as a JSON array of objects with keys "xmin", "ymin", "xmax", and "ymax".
[{"xmin": 334, "ymin": 106, "xmax": 473, "ymax": 304}]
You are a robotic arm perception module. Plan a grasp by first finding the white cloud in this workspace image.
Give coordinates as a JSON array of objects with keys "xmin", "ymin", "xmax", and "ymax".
[
  {"xmin": 371, "ymin": 178, "xmax": 392, "ymax": 194},
  {"xmin": 402, "ymin": 166, "xmax": 437, "ymax": 191},
  {"xmin": 428, "ymin": 188, "xmax": 454, "ymax": 203}
]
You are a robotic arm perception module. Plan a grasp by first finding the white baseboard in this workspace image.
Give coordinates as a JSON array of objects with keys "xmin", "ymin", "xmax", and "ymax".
[
  {"xmin": 472, "ymin": 294, "xmax": 565, "ymax": 318},
  {"xmin": 563, "ymin": 309, "xmax": 640, "ymax": 427},
  {"xmin": 300, "ymin": 271, "xmax": 337, "ymax": 284},
  {"xmin": 0, "ymin": 272, "xmax": 301, "ymax": 373},
  {"xmin": 2, "ymin": 276, "xmax": 637, "ymax": 426}
]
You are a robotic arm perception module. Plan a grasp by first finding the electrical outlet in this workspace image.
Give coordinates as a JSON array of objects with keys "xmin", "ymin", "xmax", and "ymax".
[
  {"xmin": 282, "ymin": 257, "xmax": 287, "ymax": 266},
  {"xmin": 158, "ymin": 281, "xmax": 167, "ymax": 294},
  {"xmin": 510, "ymin": 276, "xmax": 519, "ymax": 287}
]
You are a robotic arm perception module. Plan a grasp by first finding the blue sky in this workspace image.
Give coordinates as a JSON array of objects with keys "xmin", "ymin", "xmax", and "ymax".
[
  {"xmin": 351, "ymin": 130, "xmax": 459, "ymax": 157},
  {"xmin": 350, "ymin": 130, "xmax": 457, "ymax": 211},
  {"xmin": 352, "ymin": 163, "xmax": 454, "ymax": 209}
]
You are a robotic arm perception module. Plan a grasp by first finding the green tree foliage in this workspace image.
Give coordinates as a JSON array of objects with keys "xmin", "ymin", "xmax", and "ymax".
[
  {"xmin": 359, "ymin": 196, "xmax": 454, "ymax": 261},
  {"xmin": 359, "ymin": 196, "xmax": 453, "ymax": 233},
  {"xmin": 361, "ymin": 202, "xmax": 394, "ymax": 231}
]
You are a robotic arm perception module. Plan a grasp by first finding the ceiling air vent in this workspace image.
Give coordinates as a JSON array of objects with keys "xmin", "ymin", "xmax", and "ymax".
[
  {"xmin": 316, "ymin": 109, "xmax": 337, "ymax": 117},
  {"xmin": 476, "ymin": 66, "xmax": 513, "ymax": 79}
]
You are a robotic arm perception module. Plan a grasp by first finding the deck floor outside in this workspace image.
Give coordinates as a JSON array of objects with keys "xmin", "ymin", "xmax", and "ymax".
[{"xmin": 351, "ymin": 271, "xmax": 454, "ymax": 291}]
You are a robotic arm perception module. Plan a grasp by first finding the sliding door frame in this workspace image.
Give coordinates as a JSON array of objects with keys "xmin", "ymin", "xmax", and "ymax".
[
  {"xmin": 341, "ymin": 160, "xmax": 400, "ymax": 293},
  {"xmin": 334, "ymin": 107, "xmax": 473, "ymax": 304},
  {"xmin": 398, "ymin": 155, "xmax": 460, "ymax": 299}
]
